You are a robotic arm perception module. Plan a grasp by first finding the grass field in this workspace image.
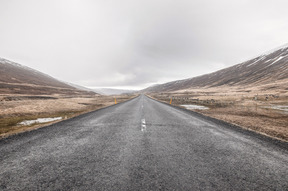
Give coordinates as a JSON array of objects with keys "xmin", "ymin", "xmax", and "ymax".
[
  {"xmin": 0, "ymin": 94, "xmax": 137, "ymax": 138},
  {"xmin": 149, "ymin": 86, "xmax": 288, "ymax": 141}
]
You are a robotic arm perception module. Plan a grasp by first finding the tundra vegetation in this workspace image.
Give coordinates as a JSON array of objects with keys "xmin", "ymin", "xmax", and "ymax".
[
  {"xmin": 149, "ymin": 85, "xmax": 288, "ymax": 141},
  {"xmin": 0, "ymin": 94, "xmax": 137, "ymax": 138}
]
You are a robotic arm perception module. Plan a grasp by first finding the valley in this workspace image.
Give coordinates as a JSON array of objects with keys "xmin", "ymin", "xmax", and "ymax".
[
  {"xmin": 0, "ymin": 58, "xmax": 137, "ymax": 138},
  {"xmin": 144, "ymin": 45, "xmax": 288, "ymax": 141}
]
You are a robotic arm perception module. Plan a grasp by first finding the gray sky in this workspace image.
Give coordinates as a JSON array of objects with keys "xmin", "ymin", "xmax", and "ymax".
[{"xmin": 1, "ymin": 0, "xmax": 288, "ymax": 90}]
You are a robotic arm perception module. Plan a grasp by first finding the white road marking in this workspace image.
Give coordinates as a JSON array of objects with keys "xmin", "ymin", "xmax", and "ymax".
[
  {"xmin": 141, "ymin": 118, "xmax": 146, "ymax": 132},
  {"xmin": 141, "ymin": 124, "xmax": 146, "ymax": 132}
]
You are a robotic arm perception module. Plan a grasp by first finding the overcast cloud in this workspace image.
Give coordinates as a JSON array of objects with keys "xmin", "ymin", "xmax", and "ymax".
[{"xmin": 0, "ymin": 0, "xmax": 288, "ymax": 89}]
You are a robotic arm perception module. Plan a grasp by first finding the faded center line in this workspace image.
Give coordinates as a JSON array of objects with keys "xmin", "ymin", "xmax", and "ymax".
[{"xmin": 141, "ymin": 118, "xmax": 146, "ymax": 132}]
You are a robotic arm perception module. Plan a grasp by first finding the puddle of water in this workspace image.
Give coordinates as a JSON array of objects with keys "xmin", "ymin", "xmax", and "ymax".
[
  {"xmin": 18, "ymin": 117, "xmax": 62, "ymax": 126},
  {"xmin": 181, "ymin": 104, "xmax": 209, "ymax": 110}
]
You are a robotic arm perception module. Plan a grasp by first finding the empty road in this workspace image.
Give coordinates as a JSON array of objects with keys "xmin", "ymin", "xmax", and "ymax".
[{"xmin": 0, "ymin": 95, "xmax": 287, "ymax": 190}]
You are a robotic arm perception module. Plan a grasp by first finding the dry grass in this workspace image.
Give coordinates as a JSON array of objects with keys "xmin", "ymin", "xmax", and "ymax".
[
  {"xmin": 200, "ymin": 107, "xmax": 288, "ymax": 141},
  {"xmin": 149, "ymin": 86, "xmax": 288, "ymax": 141},
  {"xmin": 0, "ymin": 94, "xmax": 137, "ymax": 138}
]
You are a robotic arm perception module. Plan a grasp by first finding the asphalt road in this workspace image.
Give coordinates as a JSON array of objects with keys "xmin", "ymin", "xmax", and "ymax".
[{"xmin": 0, "ymin": 95, "xmax": 287, "ymax": 190}]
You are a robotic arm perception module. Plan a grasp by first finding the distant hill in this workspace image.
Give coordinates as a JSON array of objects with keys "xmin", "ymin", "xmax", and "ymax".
[
  {"xmin": 64, "ymin": 82, "xmax": 96, "ymax": 93},
  {"xmin": 0, "ymin": 58, "xmax": 96, "ymax": 95},
  {"xmin": 93, "ymin": 88, "xmax": 136, "ymax": 95},
  {"xmin": 142, "ymin": 44, "xmax": 288, "ymax": 92}
]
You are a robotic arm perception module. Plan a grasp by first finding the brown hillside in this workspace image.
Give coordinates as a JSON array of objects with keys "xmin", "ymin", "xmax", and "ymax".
[
  {"xmin": 143, "ymin": 46, "xmax": 288, "ymax": 92},
  {"xmin": 0, "ymin": 58, "xmax": 95, "ymax": 95}
]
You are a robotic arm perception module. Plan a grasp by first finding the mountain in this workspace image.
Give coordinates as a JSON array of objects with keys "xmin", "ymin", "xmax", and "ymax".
[
  {"xmin": 0, "ymin": 58, "xmax": 96, "ymax": 95},
  {"xmin": 93, "ymin": 88, "xmax": 136, "ymax": 95},
  {"xmin": 142, "ymin": 44, "xmax": 288, "ymax": 93},
  {"xmin": 64, "ymin": 82, "xmax": 96, "ymax": 93}
]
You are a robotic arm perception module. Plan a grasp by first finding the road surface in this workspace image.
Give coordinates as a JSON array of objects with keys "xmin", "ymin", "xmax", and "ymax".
[{"xmin": 0, "ymin": 95, "xmax": 287, "ymax": 190}]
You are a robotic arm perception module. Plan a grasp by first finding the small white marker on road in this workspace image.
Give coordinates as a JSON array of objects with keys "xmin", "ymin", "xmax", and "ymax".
[{"xmin": 141, "ymin": 119, "xmax": 146, "ymax": 132}]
